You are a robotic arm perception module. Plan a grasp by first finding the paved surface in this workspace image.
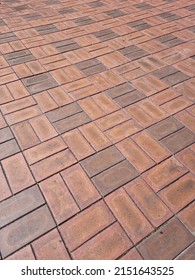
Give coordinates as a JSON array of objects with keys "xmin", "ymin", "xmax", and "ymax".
[{"xmin": 0, "ymin": 0, "xmax": 195, "ymax": 260}]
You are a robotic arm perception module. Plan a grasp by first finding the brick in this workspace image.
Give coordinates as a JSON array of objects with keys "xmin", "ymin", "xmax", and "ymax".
[
  {"xmin": 11, "ymin": 121, "xmax": 40, "ymax": 150},
  {"xmin": 0, "ymin": 185, "xmax": 44, "ymax": 228},
  {"xmin": 2, "ymin": 96, "xmax": 36, "ymax": 115},
  {"xmin": 142, "ymin": 157, "xmax": 188, "ymax": 192},
  {"xmin": 30, "ymin": 115, "xmax": 57, "ymax": 141},
  {"xmin": 48, "ymin": 87, "xmax": 73, "ymax": 106},
  {"xmin": 0, "ymin": 112, "xmax": 6, "ymax": 129},
  {"xmin": 0, "ymin": 139, "xmax": 20, "ymax": 160},
  {"xmin": 125, "ymin": 178, "xmax": 172, "ymax": 227},
  {"xmin": 31, "ymin": 149, "xmax": 76, "ymax": 182},
  {"xmin": 159, "ymin": 174, "xmax": 195, "ymax": 213},
  {"xmin": 125, "ymin": 105, "xmax": 154, "ymax": 128},
  {"xmin": 176, "ymin": 148, "xmax": 195, "ymax": 174},
  {"xmin": 61, "ymin": 164, "xmax": 100, "ymax": 209},
  {"xmin": 175, "ymin": 110, "xmax": 195, "ymax": 132},
  {"xmin": 81, "ymin": 146, "xmax": 124, "ymax": 177},
  {"xmin": 0, "ymin": 127, "xmax": 13, "ymax": 144},
  {"xmin": 63, "ymin": 129, "xmax": 94, "ymax": 160},
  {"xmin": 140, "ymin": 100, "xmax": 167, "ymax": 120},
  {"xmin": 12, "ymin": 64, "xmax": 32, "ymax": 78},
  {"xmin": 106, "ymin": 189, "xmax": 153, "ymax": 243},
  {"xmin": 24, "ymin": 137, "xmax": 67, "ymax": 165},
  {"xmin": 80, "ymin": 123, "xmax": 111, "ymax": 151},
  {"xmin": 40, "ymin": 174, "xmax": 79, "ymax": 224},
  {"xmin": 178, "ymin": 202, "xmax": 195, "ymax": 235},
  {"xmin": 34, "ymin": 91, "xmax": 58, "ymax": 113},
  {"xmin": 0, "ymin": 205, "xmax": 55, "ymax": 258},
  {"xmin": 60, "ymin": 200, "xmax": 115, "ymax": 251},
  {"xmin": 93, "ymin": 94, "xmax": 120, "ymax": 114},
  {"xmin": 161, "ymin": 96, "xmax": 192, "ymax": 114},
  {"xmin": 7, "ymin": 80, "xmax": 29, "ymax": 99},
  {"xmin": 120, "ymin": 248, "xmax": 143, "ymax": 260},
  {"xmin": 0, "ymin": 85, "xmax": 13, "ymax": 105},
  {"xmin": 151, "ymin": 88, "xmax": 181, "ymax": 105},
  {"xmin": 95, "ymin": 110, "xmax": 129, "ymax": 131},
  {"xmin": 72, "ymin": 223, "xmax": 132, "ymax": 260},
  {"xmin": 117, "ymin": 138, "xmax": 155, "ymax": 173},
  {"xmin": 5, "ymin": 106, "xmax": 42, "ymax": 125},
  {"xmin": 26, "ymin": 61, "xmax": 45, "ymax": 74},
  {"xmin": 133, "ymin": 131, "xmax": 170, "ymax": 163},
  {"xmin": 78, "ymin": 97, "xmax": 106, "ymax": 120},
  {"xmin": 147, "ymin": 117, "xmax": 184, "ymax": 140},
  {"xmin": 138, "ymin": 218, "xmax": 194, "ymax": 260},
  {"xmin": 106, "ymin": 120, "xmax": 141, "ymax": 143},
  {"xmin": 0, "ymin": 166, "xmax": 11, "ymax": 202},
  {"xmin": 6, "ymin": 246, "xmax": 35, "ymax": 260},
  {"xmin": 33, "ymin": 229, "xmax": 70, "ymax": 260},
  {"xmin": 161, "ymin": 127, "xmax": 195, "ymax": 154},
  {"xmin": 0, "ymin": 73, "xmax": 18, "ymax": 86},
  {"xmin": 93, "ymin": 160, "xmax": 138, "ymax": 196},
  {"xmin": 176, "ymin": 243, "xmax": 195, "ymax": 260}
]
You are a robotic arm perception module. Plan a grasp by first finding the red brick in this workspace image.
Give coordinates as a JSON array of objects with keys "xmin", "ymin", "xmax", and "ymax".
[
  {"xmin": 61, "ymin": 164, "xmax": 100, "ymax": 209},
  {"xmin": 31, "ymin": 149, "xmax": 76, "ymax": 182},
  {"xmin": 159, "ymin": 173, "xmax": 195, "ymax": 213},
  {"xmin": 132, "ymin": 131, "xmax": 170, "ymax": 163},
  {"xmin": 72, "ymin": 223, "xmax": 132, "ymax": 260},
  {"xmin": 60, "ymin": 200, "xmax": 115, "ymax": 251},
  {"xmin": 0, "ymin": 85, "xmax": 13, "ymax": 105},
  {"xmin": 143, "ymin": 157, "xmax": 188, "ymax": 192},
  {"xmin": 117, "ymin": 138, "xmax": 155, "ymax": 172},
  {"xmin": 30, "ymin": 115, "xmax": 57, "ymax": 141},
  {"xmin": 0, "ymin": 166, "xmax": 11, "ymax": 202},
  {"xmin": 175, "ymin": 110, "xmax": 195, "ymax": 132},
  {"xmin": 151, "ymin": 88, "xmax": 180, "ymax": 105},
  {"xmin": 49, "ymin": 87, "xmax": 73, "ymax": 106},
  {"xmin": 178, "ymin": 202, "xmax": 195, "ymax": 235},
  {"xmin": 24, "ymin": 137, "xmax": 67, "ymax": 165},
  {"xmin": 106, "ymin": 120, "xmax": 141, "ymax": 143},
  {"xmin": 0, "ymin": 73, "xmax": 17, "ymax": 86},
  {"xmin": 0, "ymin": 112, "xmax": 6, "ymax": 129},
  {"xmin": 176, "ymin": 148, "xmax": 195, "ymax": 174},
  {"xmin": 26, "ymin": 61, "xmax": 45, "ymax": 75},
  {"xmin": 0, "ymin": 205, "xmax": 55, "ymax": 258},
  {"xmin": 125, "ymin": 105, "xmax": 155, "ymax": 128},
  {"xmin": 120, "ymin": 248, "xmax": 143, "ymax": 260},
  {"xmin": 40, "ymin": 174, "xmax": 79, "ymax": 224},
  {"xmin": 34, "ymin": 91, "xmax": 58, "ymax": 113},
  {"xmin": 78, "ymin": 97, "xmax": 106, "ymax": 120},
  {"xmin": 7, "ymin": 80, "xmax": 29, "ymax": 99},
  {"xmin": 2, "ymin": 153, "xmax": 35, "ymax": 193},
  {"xmin": 161, "ymin": 96, "xmax": 192, "ymax": 114},
  {"xmin": 80, "ymin": 123, "xmax": 111, "ymax": 151},
  {"xmin": 6, "ymin": 246, "xmax": 35, "ymax": 260},
  {"xmin": 95, "ymin": 110, "xmax": 129, "ymax": 131},
  {"xmin": 12, "ymin": 64, "xmax": 32, "ymax": 78},
  {"xmin": 176, "ymin": 243, "xmax": 195, "ymax": 260},
  {"xmin": 93, "ymin": 94, "xmax": 120, "ymax": 114},
  {"xmin": 1, "ymin": 96, "xmax": 36, "ymax": 115},
  {"xmin": 140, "ymin": 100, "xmax": 167, "ymax": 120},
  {"xmin": 33, "ymin": 229, "xmax": 70, "ymax": 260},
  {"xmin": 138, "ymin": 218, "xmax": 194, "ymax": 260},
  {"xmin": 125, "ymin": 178, "xmax": 173, "ymax": 227},
  {"xmin": 63, "ymin": 129, "xmax": 94, "ymax": 161},
  {"xmin": 11, "ymin": 121, "xmax": 40, "ymax": 150},
  {"xmin": 106, "ymin": 188, "xmax": 153, "ymax": 243}
]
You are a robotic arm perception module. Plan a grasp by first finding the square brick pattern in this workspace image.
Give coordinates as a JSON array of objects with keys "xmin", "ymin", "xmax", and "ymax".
[{"xmin": 0, "ymin": 0, "xmax": 195, "ymax": 261}]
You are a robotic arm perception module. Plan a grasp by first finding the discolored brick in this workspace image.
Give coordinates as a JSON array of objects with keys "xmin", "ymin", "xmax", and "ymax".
[
  {"xmin": 0, "ymin": 166, "xmax": 11, "ymax": 202},
  {"xmin": 6, "ymin": 246, "xmax": 35, "ymax": 260}
]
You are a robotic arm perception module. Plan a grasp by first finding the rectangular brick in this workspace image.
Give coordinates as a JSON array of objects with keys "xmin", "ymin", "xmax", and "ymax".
[
  {"xmin": 106, "ymin": 189, "xmax": 153, "ymax": 243},
  {"xmin": 0, "ymin": 127, "xmax": 13, "ymax": 144},
  {"xmin": 161, "ymin": 127, "xmax": 195, "ymax": 154},
  {"xmin": 0, "ymin": 205, "xmax": 55, "ymax": 258},
  {"xmin": 60, "ymin": 200, "xmax": 115, "ymax": 251},
  {"xmin": 147, "ymin": 117, "xmax": 184, "ymax": 140},
  {"xmin": 142, "ymin": 157, "xmax": 188, "ymax": 192},
  {"xmin": 80, "ymin": 123, "xmax": 111, "ymax": 151},
  {"xmin": 138, "ymin": 218, "xmax": 194, "ymax": 260},
  {"xmin": 4, "ymin": 50, "xmax": 35, "ymax": 66},
  {"xmin": 93, "ymin": 94, "xmax": 119, "ymax": 114},
  {"xmin": 0, "ymin": 166, "xmax": 11, "ymax": 202},
  {"xmin": 117, "ymin": 138, "xmax": 155, "ymax": 173},
  {"xmin": 176, "ymin": 110, "xmax": 195, "ymax": 132},
  {"xmin": 178, "ymin": 202, "xmax": 195, "ymax": 235},
  {"xmin": 133, "ymin": 131, "xmax": 170, "ymax": 163},
  {"xmin": 81, "ymin": 146, "xmax": 124, "ymax": 177},
  {"xmin": 93, "ymin": 160, "xmax": 138, "ymax": 196},
  {"xmin": 61, "ymin": 164, "xmax": 100, "ymax": 209},
  {"xmin": 125, "ymin": 178, "xmax": 172, "ymax": 227},
  {"xmin": 72, "ymin": 223, "xmax": 132, "ymax": 260},
  {"xmin": 31, "ymin": 149, "xmax": 76, "ymax": 182},
  {"xmin": 95, "ymin": 110, "xmax": 129, "ymax": 131},
  {"xmin": 159, "ymin": 174, "xmax": 195, "ymax": 213},
  {"xmin": 176, "ymin": 148, "xmax": 195, "ymax": 174},
  {"xmin": 7, "ymin": 80, "xmax": 29, "ymax": 99},
  {"xmin": 6, "ymin": 245, "xmax": 35, "ymax": 260},
  {"xmin": 161, "ymin": 96, "xmax": 192, "ymax": 114},
  {"xmin": 24, "ymin": 137, "xmax": 67, "ymax": 165},
  {"xmin": 78, "ymin": 97, "xmax": 105, "ymax": 120},
  {"xmin": 63, "ymin": 129, "xmax": 94, "ymax": 160},
  {"xmin": 0, "ymin": 185, "xmax": 44, "ymax": 228},
  {"xmin": 40, "ymin": 174, "xmax": 79, "ymax": 224},
  {"xmin": 1, "ymin": 96, "xmax": 36, "ymax": 115},
  {"xmin": 125, "ymin": 105, "xmax": 154, "ymax": 128},
  {"xmin": 0, "ymin": 85, "xmax": 13, "ymax": 105},
  {"xmin": 0, "ymin": 139, "xmax": 20, "ymax": 161},
  {"xmin": 176, "ymin": 243, "xmax": 195, "ymax": 260}
]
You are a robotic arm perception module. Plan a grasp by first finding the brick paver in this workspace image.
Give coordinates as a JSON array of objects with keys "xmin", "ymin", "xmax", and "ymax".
[{"xmin": 0, "ymin": 0, "xmax": 194, "ymax": 260}]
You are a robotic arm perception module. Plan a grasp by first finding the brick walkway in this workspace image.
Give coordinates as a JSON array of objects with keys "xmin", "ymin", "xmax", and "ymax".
[{"xmin": 0, "ymin": 0, "xmax": 195, "ymax": 260}]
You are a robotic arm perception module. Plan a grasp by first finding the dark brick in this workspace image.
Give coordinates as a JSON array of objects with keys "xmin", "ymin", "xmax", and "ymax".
[
  {"xmin": 0, "ymin": 127, "xmax": 13, "ymax": 144},
  {"xmin": 92, "ymin": 160, "xmax": 138, "ymax": 195},
  {"xmin": 147, "ymin": 117, "xmax": 184, "ymax": 140},
  {"xmin": 76, "ymin": 59, "xmax": 107, "ymax": 76},
  {"xmin": 119, "ymin": 45, "xmax": 148, "ymax": 60},
  {"xmin": 161, "ymin": 127, "xmax": 195, "ymax": 154},
  {"xmin": 53, "ymin": 112, "xmax": 91, "ymax": 133},
  {"xmin": 81, "ymin": 146, "xmax": 124, "ymax": 177},
  {"xmin": 0, "ymin": 205, "xmax": 55, "ymax": 258},
  {"xmin": 0, "ymin": 139, "xmax": 20, "ymax": 160},
  {"xmin": 46, "ymin": 102, "xmax": 82, "ymax": 122},
  {"xmin": 0, "ymin": 32, "xmax": 18, "ymax": 44},
  {"xmin": 53, "ymin": 39, "xmax": 80, "ymax": 53},
  {"xmin": 74, "ymin": 16, "xmax": 95, "ymax": 26},
  {"xmin": 163, "ymin": 72, "xmax": 190, "ymax": 86},
  {"xmin": 106, "ymin": 9, "xmax": 125, "ymax": 18},
  {"xmin": 93, "ymin": 29, "xmax": 118, "ymax": 41},
  {"xmin": 128, "ymin": 20, "xmax": 152, "ymax": 31},
  {"xmin": 58, "ymin": 7, "xmax": 76, "ymax": 14},
  {"xmin": 0, "ymin": 185, "xmax": 45, "ymax": 228},
  {"xmin": 153, "ymin": 66, "xmax": 178, "ymax": 79},
  {"xmin": 4, "ymin": 50, "xmax": 35, "ymax": 66},
  {"xmin": 88, "ymin": 1, "xmax": 104, "ymax": 8},
  {"xmin": 176, "ymin": 243, "xmax": 195, "ymax": 260},
  {"xmin": 138, "ymin": 218, "xmax": 194, "ymax": 260},
  {"xmin": 106, "ymin": 83, "xmax": 135, "ymax": 99},
  {"xmin": 158, "ymin": 12, "xmax": 180, "ymax": 21},
  {"xmin": 35, "ymin": 24, "xmax": 59, "ymax": 35},
  {"xmin": 135, "ymin": 3, "xmax": 153, "ymax": 9},
  {"xmin": 114, "ymin": 90, "xmax": 146, "ymax": 107}
]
